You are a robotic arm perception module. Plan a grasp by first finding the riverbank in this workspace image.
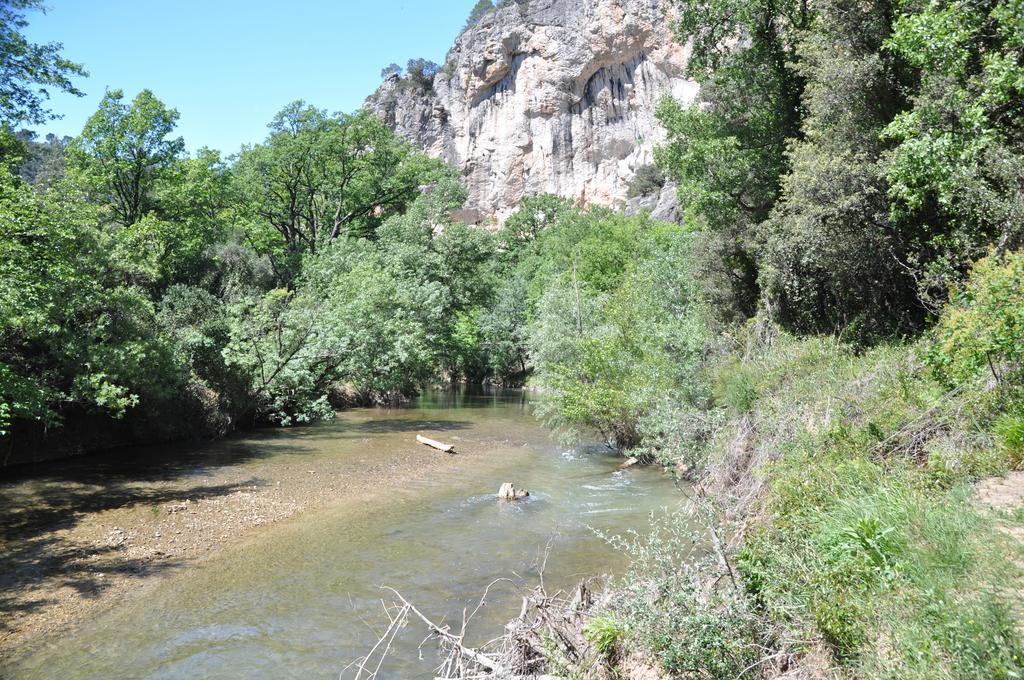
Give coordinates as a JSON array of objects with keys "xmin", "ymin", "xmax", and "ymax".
[
  {"xmin": 0, "ymin": 408, "xmax": 483, "ymax": 665},
  {"xmin": 558, "ymin": 331, "xmax": 1024, "ymax": 679}
]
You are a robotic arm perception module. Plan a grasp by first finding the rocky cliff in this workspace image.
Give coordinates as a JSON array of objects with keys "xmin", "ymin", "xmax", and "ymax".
[{"xmin": 364, "ymin": 0, "xmax": 696, "ymax": 223}]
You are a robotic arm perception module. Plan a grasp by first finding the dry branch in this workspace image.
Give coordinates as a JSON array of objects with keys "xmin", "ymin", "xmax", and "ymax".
[{"xmin": 417, "ymin": 435, "xmax": 456, "ymax": 453}]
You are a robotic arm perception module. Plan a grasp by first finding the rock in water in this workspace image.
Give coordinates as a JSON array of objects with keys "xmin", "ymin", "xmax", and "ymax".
[
  {"xmin": 498, "ymin": 482, "xmax": 530, "ymax": 501},
  {"xmin": 364, "ymin": 0, "xmax": 697, "ymax": 224}
]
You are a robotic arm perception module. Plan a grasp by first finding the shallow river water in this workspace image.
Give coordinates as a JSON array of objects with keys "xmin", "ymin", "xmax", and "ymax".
[{"xmin": 10, "ymin": 389, "xmax": 683, "ymax": 679}]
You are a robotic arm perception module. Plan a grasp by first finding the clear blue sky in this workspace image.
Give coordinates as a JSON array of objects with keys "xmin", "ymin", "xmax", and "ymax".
[{"xmin": 24, "ymin": 1, "xmax": 479, "ymax": 154}]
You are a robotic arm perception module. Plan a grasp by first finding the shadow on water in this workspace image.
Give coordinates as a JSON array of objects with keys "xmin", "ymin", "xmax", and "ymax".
[
  {"xmin": 343, "ymin": 418, "xmax": 473, "ymax": 434},
  {"xmin": 0, "ymin": 470, "xmax": 265, "ymax": 635},
  {"xmin": 0, "ymin": 388, "xmax": 505, "ymax": 637}
]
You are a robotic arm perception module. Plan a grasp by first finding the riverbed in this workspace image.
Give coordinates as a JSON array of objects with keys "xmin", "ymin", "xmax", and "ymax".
[{"xmin": 1, "ymin": 389, "xmax": 682, "ymax": 678}]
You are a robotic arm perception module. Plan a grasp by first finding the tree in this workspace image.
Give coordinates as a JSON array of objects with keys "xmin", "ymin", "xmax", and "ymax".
[
  {"xmin": 233, "ymin": 102, "xmax": 448, "ymax": 278},
  {"xmin": 658, "ymin": 0, "xmax": 812, "ymax": 320},
  {"xmin": 464, "ymin": 0, "xmax": 495, "ymax": 31},
  {"xmin": 380, "ymin": 63, "xmax": 402, "ymax": 79},
  {"xmin": 16, "ymin": 130, "xmax": 70, "ymax": 188},
  {"xmin": 497, "ymin": 193, "xmax": 574, "ymax": 260},
  {"xmin": 883, "ymin": 0, "xmax": 1024, "ymax": 302},
  {"xmin": 758, "ymin": 0, "xmax": 923, "ymax": 342},
  {"xmin": 0, "ymin": 167, "xmax": 189, "ymax": 439},
  {"xmin": 68, "ymin": 89, "xmax": 185, "ymax": 225},
  {"xmin": 405, "ymin": 58, "xmax": 440, "ymax": 90},
  {"xmin": 0, "ymin": 0, "xmax": 86, "ymax": 128}
]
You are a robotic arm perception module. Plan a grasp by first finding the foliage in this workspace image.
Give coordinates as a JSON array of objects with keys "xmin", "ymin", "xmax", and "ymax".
[
  {"xmin": 496, "ymin": 193, "xmax": 574, "ymax": 259},
  {"xmin": 611, "ymin": 512, "xmax": 771, "ymax": 678},
  {"xmin": 659, "ymin": 0, "xmax": 1023, "ymax": 340},
  {"xmin": 234, "ymin": 102, "xmax": 448, "ymax": 278},
  {"xmin": 658, "ymin": 0, "xmax": 810, "ymax": 320},
  {"xmin": 625, "ymin": 162, "xmax": 665, "ymax": 198},
  {"xmin": 404, "ymin": 58, "xmax": 440, "ymax": 91},
  {"xmin": 0, "ymin": 166, "xmax": 191, "ymax": 439},
  {"xmin": 463, "ymin": 0, "xmax": 495, "ymax": 31},
  {"xmin": 0, "ymin": 0, "xmax": 86, "ymax": 128},
  {"xmin": 15, "ymin": 130, "xmax": 69, "ymax": 188},
  {"xmin": 68, "ymin": 89, "xmax": 185, "ymax": 226},
  {"xmin": 928, "ymin": 250, "xmax": 1024, "ymax": 386},
  {"xmin": 757, "ymin": 0, "xmax": 925, "ymax": 343},
  {"xmin": 883, "ymin": 0, "xmax": 1024, "ymax": 299},
  {"xmin": 527, "ymin": 213, "xmax": 711, "ymax": 449}
]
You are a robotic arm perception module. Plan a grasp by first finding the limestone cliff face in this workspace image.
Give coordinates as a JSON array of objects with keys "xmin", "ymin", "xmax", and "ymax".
[{"xmin": 364, "ymin": 0, "xmax": 696, "ymax": 223}]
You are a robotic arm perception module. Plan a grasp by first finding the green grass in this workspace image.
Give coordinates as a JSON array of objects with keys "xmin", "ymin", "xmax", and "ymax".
[{"xmin": 616, "ymin": 332, "xmax": 1024, "ymax": 678}]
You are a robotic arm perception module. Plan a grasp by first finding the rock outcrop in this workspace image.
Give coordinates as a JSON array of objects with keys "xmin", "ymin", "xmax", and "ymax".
[{"xmin": 364, "ymin": 0, "xmax": 696, "ymax": 223}]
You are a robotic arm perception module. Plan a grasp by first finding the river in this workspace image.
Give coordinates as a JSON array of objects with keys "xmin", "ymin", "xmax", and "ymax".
[{"xmin": 6, "ymin": 389, "xmax": 683, "ymax": 679}]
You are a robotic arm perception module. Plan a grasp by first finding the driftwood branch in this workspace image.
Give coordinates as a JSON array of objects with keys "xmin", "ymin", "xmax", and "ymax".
[
  {"xmin": 347, "ymin": 543, "xmax": 606, "ymax": 679},
  {"xmin": 380, "ymin": 587, "xmax": 507, "ymax": 675},
  {"xmin": 416, "ymin": 435, "xmax": 456, "ymax": 453}
]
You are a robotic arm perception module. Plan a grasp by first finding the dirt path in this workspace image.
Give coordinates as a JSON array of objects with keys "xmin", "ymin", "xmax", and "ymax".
[
  {"xmin": 0, "ymin": 422, "xmax": 474, "ymax": 665},
  {"xmin": 974, "ymin": 470, "xmax": 1024, "ymax": 631}
]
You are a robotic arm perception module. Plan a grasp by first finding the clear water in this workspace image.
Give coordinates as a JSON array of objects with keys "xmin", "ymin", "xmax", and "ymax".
[{"xmin": 9, "ymin": 389, "xmax": 683, "ymax": 679}]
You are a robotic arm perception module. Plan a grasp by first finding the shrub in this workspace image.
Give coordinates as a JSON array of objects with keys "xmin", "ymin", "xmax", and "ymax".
[
  {"xmin": 612, "ymin": 513, "xmax": 773, "ymax": 679},
  {"xmin": 582, "ymin": 616, "xmax": 627, "ymax": 658},
  {"xmin": 626, "ymin": 163, "xmax": 666, "ymax": 198},
  {"xmin": 928, "ymin": 250, "xmax": 1024, "ymax": 385}
]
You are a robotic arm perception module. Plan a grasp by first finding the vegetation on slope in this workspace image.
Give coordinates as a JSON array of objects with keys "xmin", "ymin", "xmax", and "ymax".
[{"xmin": 1, "ymin": 0, "xmax": 1023, "ymax": 676}]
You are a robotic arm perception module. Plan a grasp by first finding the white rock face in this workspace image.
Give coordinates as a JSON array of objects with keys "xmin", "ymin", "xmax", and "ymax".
[{"xmin": 364, "ymin": 0, "xmax": 697, "ymax": 223}]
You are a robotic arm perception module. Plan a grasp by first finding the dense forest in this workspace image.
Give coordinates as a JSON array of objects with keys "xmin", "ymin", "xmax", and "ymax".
[{"xmin": 2, "ymin": 0, "xmax": 1024, "ymax": 676}]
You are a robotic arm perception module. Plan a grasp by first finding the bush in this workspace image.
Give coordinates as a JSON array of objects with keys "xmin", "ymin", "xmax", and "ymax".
[
  {"xmin": 928, "ymin": 250, "xmax": 1024, "ymax": 386},
  {"xmin": 611, "ymin": 512, "xmax": 773, "ymax": 679},
  {"xmin": 626, "ymin": 163, "xmax": 666, "ymax": 198},
  {"xmin": 582, "ymin": 616, "xmax": 627, "ymax": 658}
]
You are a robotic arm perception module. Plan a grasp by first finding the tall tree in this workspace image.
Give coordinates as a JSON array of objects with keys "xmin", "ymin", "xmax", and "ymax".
[
  {"xmin": 233, "ymin": 102, "xmax": 448, "ymax": 278},
  {"xmin": 759, "ymin": 0, "xmax": 922, "ymax": 341},
  {"xmin": 884, "ymin": 0, "xmax": 1024, "ymax": 300},
  {"xmin": 0, "ymin": 0, "xmax": 86, "ymax": 128},
  {"xmin": 657, "ymin": 0, "xmax": 812, "ymax": 320},
  {"xmin": 68, "ymin": 89, "xmax": 184, "ymax": 226}
]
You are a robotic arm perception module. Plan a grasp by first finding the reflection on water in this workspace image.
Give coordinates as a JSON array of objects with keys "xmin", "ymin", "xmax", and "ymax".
[{"xmin": 10, "ymin": 389, "xmax": 683, "ymax": 679}]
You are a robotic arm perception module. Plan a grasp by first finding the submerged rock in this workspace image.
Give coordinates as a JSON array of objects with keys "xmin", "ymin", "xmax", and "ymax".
[{"xmin": 498, "ymin": 482, "xmax": 530, "ymax": 500}]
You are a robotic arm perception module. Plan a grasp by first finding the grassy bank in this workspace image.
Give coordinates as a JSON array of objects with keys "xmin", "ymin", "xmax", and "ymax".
[{"xmin": 597, "ymin": 327, "xmax": 1024, "ymax": 678}]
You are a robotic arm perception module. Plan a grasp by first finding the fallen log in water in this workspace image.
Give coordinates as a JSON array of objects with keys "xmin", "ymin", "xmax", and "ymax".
[
  {"xmin": 416, "ymin": 434, "xmax": 455, "ymax": 453},
  {"xmin": 617, "ymin": 456, "xmax": 639, "ymax": 470}
]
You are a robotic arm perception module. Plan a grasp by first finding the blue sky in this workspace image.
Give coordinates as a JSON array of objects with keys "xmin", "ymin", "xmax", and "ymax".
[{"xmin": 24, "ymin": 1, "xmax": 479, "ymax": 154}]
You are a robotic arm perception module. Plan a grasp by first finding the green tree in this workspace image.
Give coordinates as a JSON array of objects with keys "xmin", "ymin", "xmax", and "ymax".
[
  {"xmin": 15, "ymin": 130, "xmax": 70, "ymax": 188},
  {"xmin": 0, "ymin": 0, "xmax": 86, "ymax": 128},
  {"xmin": 528, "ymin": 218, "xmax": 709, "ymax": 449},
  {"xmin": 68, "ymin": 89, "xmax": 185, "ymax": 225},
  {"xmin": 234, "ymin": 102, "xmax": 448, "ymax": 279},
  {"xmin": 0, "ymin": 167, "xmax": 187, "ymax": 439},
  {"xmin": 883, "ymin": 0, "xmax": 1024, "ymax": 301},
  {"xmin": 658, "ymin": 0, "xmax": 812, "ymax": 320},
  {"xmin": 497, "ymin": 193, "xmax": 573, "ymax": 261},
  {"xmin": 464, "ymin": 0, "xmax": 495, "ymax": 30},
  {"xmin": 404, "ymin": 58, "xmax": 440, "ymax": 91},
  {"xmin": 758, "ymin": 0, "xmax": 921, "ymax": 342}
]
